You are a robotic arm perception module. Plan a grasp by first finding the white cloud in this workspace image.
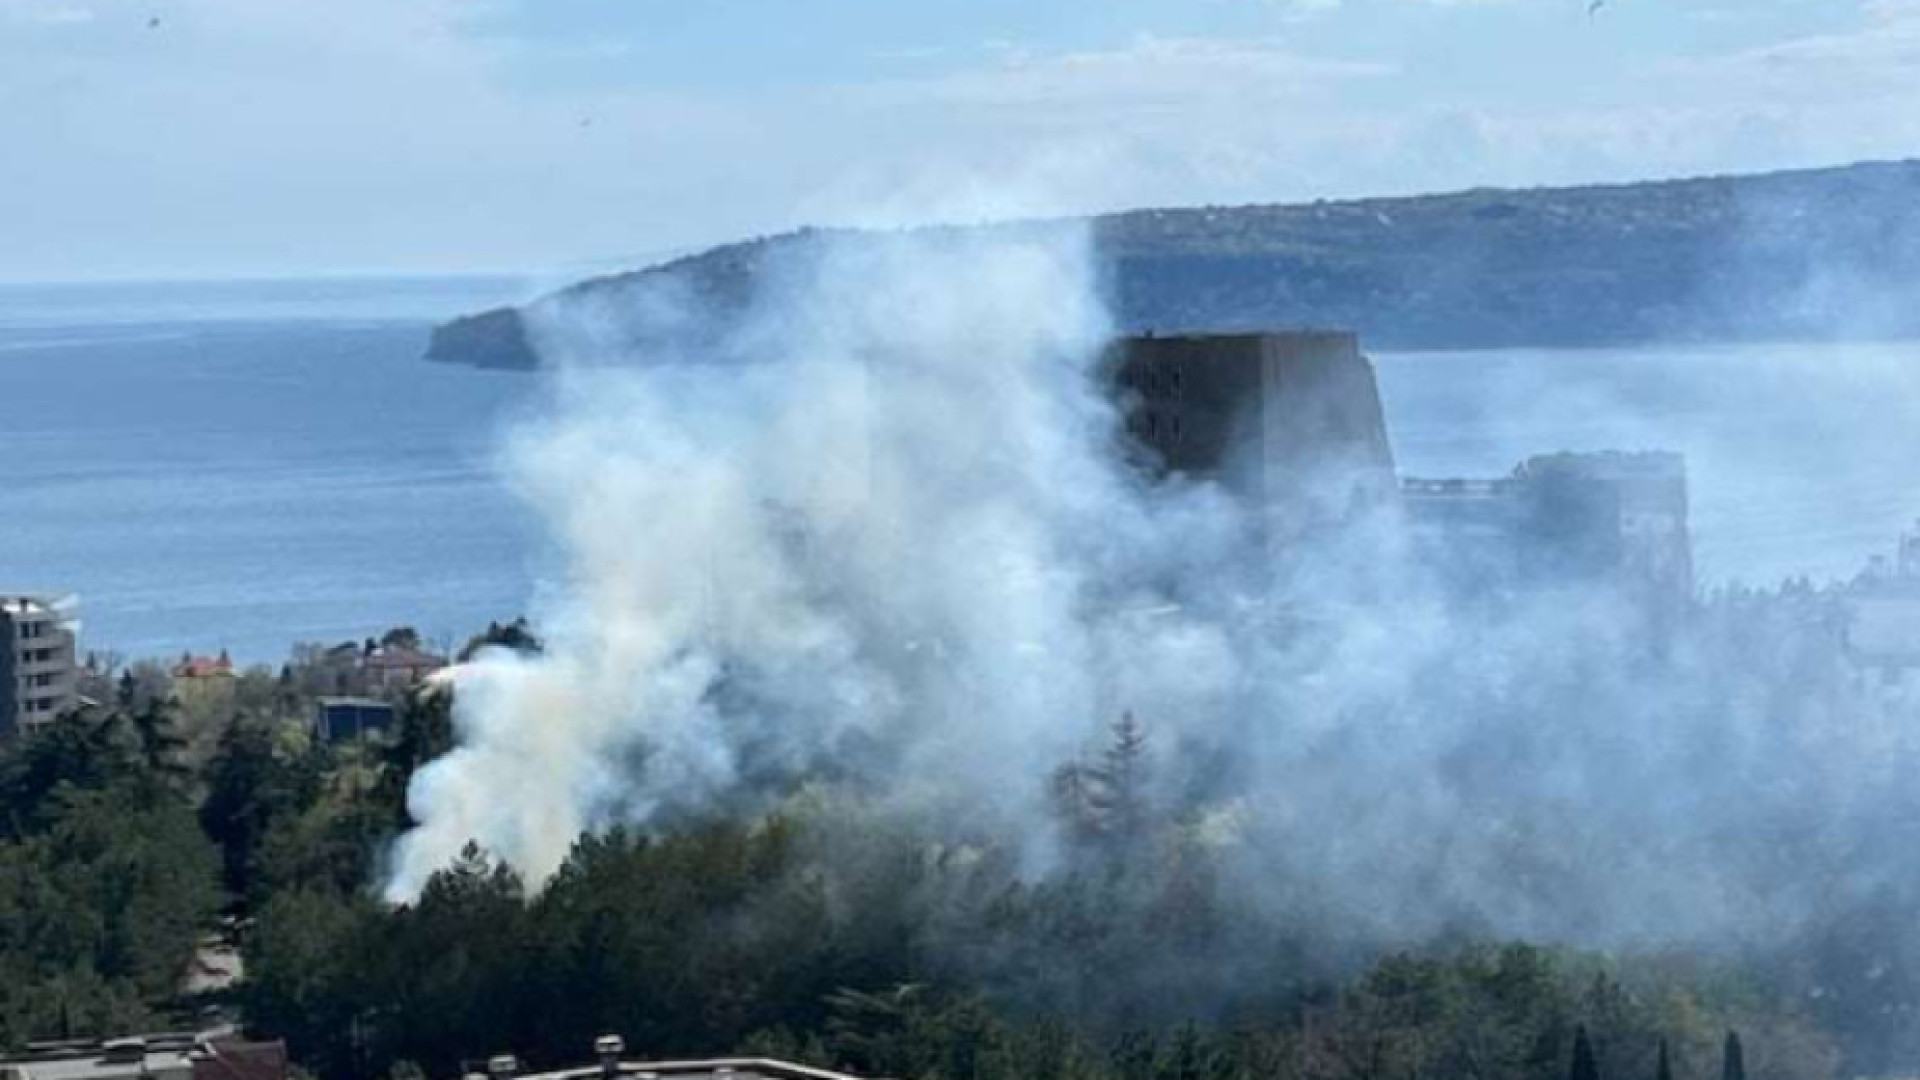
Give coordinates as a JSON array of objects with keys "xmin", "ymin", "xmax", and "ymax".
[
  {"xmin": 1, "ymin": 0, "xmax": 1915, "ymax": 279},
  {"xmin": 916, "ymin": 34, "xmax": 1393, "ymax": 112},
  {"xmin": 0, "ymin": 2, "xmax": 95, "ymax": 25}
]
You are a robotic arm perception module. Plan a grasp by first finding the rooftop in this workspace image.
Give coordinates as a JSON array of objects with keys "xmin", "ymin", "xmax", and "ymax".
[
  {"xmin": 0, "ymin": 1033, "xmax": 283, "ymax": 1080},
  {"xmin": 363, "ymin": 647, "xmax": 450, "ymax": 670},
  {"xmin": 174, "ymin": 652, "xmax": 235, "ymax": 679},
  {"xmin": 1, "ymin": 594, "xmax": 74, "ymax": 618},
  {"xmin": 515, "ymin": 1058, "xmax": 869, "ymax": 1080},
  {"xmin": 1125, "ymin": 328, "xmax": 1352, "ymax": 344}
]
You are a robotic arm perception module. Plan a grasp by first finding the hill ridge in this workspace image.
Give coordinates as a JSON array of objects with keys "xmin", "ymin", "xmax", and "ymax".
[{"xmin": 427, "ymin": 158, "xmax": 1920, "ymax": 369}]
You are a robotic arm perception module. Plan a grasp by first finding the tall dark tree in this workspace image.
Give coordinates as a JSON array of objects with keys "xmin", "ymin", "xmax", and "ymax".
[
  {"xmin": 1570, "ymin": 1024, "xmax": 1600, "ymax": 1080},
  {"xmin": 201, "ymin": 717, "xmax": 320, "ymax": 896},
  {"xmin": 1656, "ymin": 1038, "xmax": 1673, "ymax": 1080},
  {"xmin": 378, "ymin": 686, "xmax": 457, "ymax": 829},
  {"xmin": 1722, "ymin": 1031, "xmax": 1746, "ymax": 1080},
  {"xmin": 128, "ymin": 696, "xmax": 190, "ymax": 781},
  {"xmin": 1096, "ymin": 711, "xmax": 1149, "ymax": 838},
  {"xmin": 0, "ymin": 710, "xmax": 138, "ymax": 836}
]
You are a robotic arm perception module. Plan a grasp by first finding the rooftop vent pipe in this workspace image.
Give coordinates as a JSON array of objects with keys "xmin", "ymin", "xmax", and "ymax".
[{"xmin": 594, "ymin": 1036, "xmax": 624, "ymax": 1079}]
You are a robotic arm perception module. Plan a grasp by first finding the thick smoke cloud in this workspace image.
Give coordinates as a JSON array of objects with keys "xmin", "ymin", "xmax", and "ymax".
[
  {"xmin": 386, "ymin": 223, "xmax": 1920, "ymax": 975},
  {"xmin": 387, "ymin": 224, "xmax": 1258, "ymax": 898}
]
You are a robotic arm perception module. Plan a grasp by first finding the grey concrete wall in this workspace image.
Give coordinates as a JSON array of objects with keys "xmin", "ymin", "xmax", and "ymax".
[{"xmin": 1109, "ymin": 331, "xmax": 1398, "ymax": 538}]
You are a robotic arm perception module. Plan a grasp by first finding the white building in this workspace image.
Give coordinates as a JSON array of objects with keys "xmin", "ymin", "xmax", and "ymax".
[{"xmin": 1, "ymin": 594, "xmax": 79, "ymax": 736}]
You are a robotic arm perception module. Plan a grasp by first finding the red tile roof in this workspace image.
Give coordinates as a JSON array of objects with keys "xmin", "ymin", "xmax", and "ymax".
[{"xmin": 173, "ymin": 653, "xmax": 234, "ymax": 679}]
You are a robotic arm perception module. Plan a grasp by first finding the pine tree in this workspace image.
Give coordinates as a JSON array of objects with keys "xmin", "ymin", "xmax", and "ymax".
[
  {"xmin": 1656, "ymin": 1038, "xmax": 1673, "ymax": 1080},
  {"xmin": 1049, "ymin": 712, "xmax": 1152, "ymax": 851},
  {"xmin": 1570, "ymin": 1025, "xmax": 1600, "ymax": 1080},
  {"xmin": 129, "ymin": 696, "xmax": 190, "ymax": 780},
  {"xmin": 1722, "ymin": 1032, "xmax": 1745, "ymax": 1080},
  {"xmin": 1088, "ymin": 711, "xmax": 1150, "ymax": 845}
]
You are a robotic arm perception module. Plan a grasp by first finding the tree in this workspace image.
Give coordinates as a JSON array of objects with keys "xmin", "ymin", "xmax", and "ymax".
[
  {"xmin": 0, "ymin": 710, "xmax": 140, "ymax": 837},
  {"xmin": 242, "ymin": 888, "xmax": 380, "ymax": 1078},
  {"xmin": 1095, "ymin": 711, "xmax": 1149, "ymax": 844},
  {"xmin": 1571, "ymin": 1024, "xmax": 1601, "ymax": 1080},
  {"xmin": 128, "ymin": 697, "xmax": 190, "ymax": 781},
  {"xmin": 0, "ymin": 720, "xmax": 220, "ymax": 1044},
  {"xmin": 377, "ymin": 686, "xmax": 457, "ymax": 829},
  {"xmin": 1722, "ymin": 1032, "xmax": 1745, "ymax": 1080},
  {"xmin": 1051, "ymin": 712, "xmax": 1153, "ymax": 853},
  {"xmin": 457, "ymin": 618, "xmax": 542, "ymax": 662},
  {"xmin": 1656, "ymin": 1038, "xmax": 1672, "ymax": 1080},
  {"xmin": 201, "ymin": 717, "xmax": 321, "ymax": 896}
]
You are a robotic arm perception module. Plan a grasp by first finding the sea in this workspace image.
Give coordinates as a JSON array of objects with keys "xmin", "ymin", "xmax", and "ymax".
[{"xmin": 2, "ymin": 277, "xmax": 1916, "ymax": 663}]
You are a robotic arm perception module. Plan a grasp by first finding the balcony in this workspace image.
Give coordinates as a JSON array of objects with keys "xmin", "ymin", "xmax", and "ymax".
[{"xmin": 16, "ymin": 653, "xmax": 73, "ymax": 679}]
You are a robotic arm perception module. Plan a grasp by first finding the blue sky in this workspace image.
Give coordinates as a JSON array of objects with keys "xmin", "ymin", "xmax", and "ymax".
[{"xmin": 1, "ymin": 0, "xmax": 1915, "ymax": 281}]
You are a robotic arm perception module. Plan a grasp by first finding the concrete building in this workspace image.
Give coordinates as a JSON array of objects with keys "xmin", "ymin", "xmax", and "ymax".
[
  {"xmin": 1108, "ymin": 333, "xmax": 1696, "ymax": 617},
  {"xmin": 1110, "ymin": 331, "xmax": 1399, "ymax": 536},
  {"xmin": 1845, "ymin": 520, "xmax": 1920, "ymax": 671},
  {"xmin": 1, "ymin": 595, "xmax": 80, "ymax": 737},
  {"xmin": 1401, "ymin": 451, "xmax": 1694, "ymax": 608},
  {"xmin": 486, "ymin": 1039, "xmax": 866, "ymax": 1080},
  {"xmin": 0, "ymin": 1034, "xmax": 285, "ymax": 1080}
]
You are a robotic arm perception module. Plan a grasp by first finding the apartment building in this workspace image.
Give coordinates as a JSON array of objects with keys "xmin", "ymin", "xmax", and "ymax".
[{"xmin": 1, "ymin": 594, "xmax": 79, "ymax": 737}]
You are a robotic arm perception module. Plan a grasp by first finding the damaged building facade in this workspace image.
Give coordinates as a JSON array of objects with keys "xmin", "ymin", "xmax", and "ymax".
[{"xmin": 1109, "ymin": 331, "xmax": 1695, "ymax": 610}]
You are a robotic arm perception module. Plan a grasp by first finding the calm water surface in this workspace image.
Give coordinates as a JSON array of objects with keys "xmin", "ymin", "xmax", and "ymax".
[
  {"xmin": 2, "ymin": 278, "xmax": 1914, "ymax": 660},
  {"xmin": 0, "ymin": 279, "xmax": 540, "ymax": 661}
]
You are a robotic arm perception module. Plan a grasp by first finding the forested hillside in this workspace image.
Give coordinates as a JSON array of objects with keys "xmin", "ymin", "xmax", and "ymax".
[
  {"xmin": 4, "ymin": 584, "xmax": 1920, "ymax": 1079},
  {"xmin": 427, "ymin": 159, "xmax": 1920, "ymax": 370}
]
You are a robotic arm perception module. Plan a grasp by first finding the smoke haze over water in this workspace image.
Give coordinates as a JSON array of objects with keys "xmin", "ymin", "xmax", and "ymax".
[{"xmin": 386, "ymin": 224, "xmax": 1920, "ymax": 982}]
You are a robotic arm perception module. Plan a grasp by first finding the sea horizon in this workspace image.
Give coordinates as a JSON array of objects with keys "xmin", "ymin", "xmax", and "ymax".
[{"xmin": 4, "ymin": 276, "xmax": 1917, "ymax": 665}]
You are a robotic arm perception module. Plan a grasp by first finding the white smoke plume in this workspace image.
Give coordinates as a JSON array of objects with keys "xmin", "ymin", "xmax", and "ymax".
[
  {"xmin": 385, "ymin": 223, "xmax": 1256, "ymax": 899},
  {"xmin": 385, "ymin": 217, "xmax": 1920, "ymax": 978}
]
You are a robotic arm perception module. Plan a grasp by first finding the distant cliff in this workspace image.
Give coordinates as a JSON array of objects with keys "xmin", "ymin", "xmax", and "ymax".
[{"xmin": 426, "ymin": 159, "xmax": 1920, "ymax": 369}]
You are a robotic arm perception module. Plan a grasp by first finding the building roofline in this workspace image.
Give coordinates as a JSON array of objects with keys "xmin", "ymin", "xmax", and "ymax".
[
  {"xmin": 1117, "ymin": 328, "xmax": 1355, "ymax": 344},
  {"xmin": 520, "ymin": 1059, "xmax": 877, "ymax": 1080}
]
